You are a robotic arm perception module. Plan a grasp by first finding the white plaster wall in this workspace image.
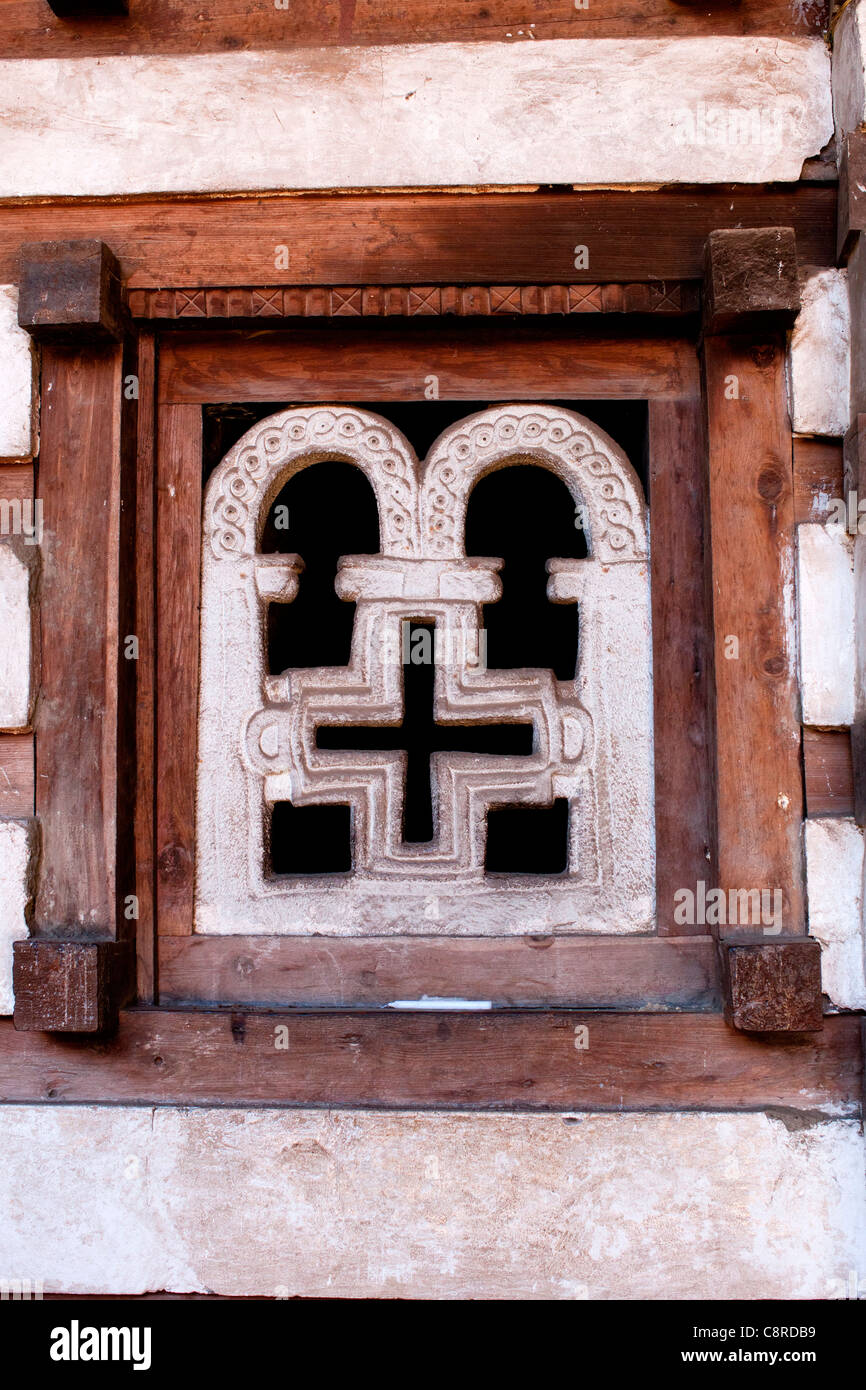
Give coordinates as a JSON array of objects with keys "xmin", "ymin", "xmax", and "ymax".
[
  {"xmin": 789, "ymin": 270, "xmax": 851, "ymax": 438},
  {"xmin": 0, "ymin": 543, "xmax": 33, "ymax": 733},
  {"xmin": 0, "ymin": 287, "xmax": 36, "ymax": 462},
  {"xmin": 0, "ymin": 1106, "xmax": 862, "ymax": 1299},
  {"xmin": 0, "ymin": 39, "xmax": 831, "ymax": 196},
  {"xmin": 0, "ymin": 819, "xmax": 33, "ymax": 1014},
  {"xmin": 805, "ymin": 818, "xmax": 866, "ymax": 1011},
  {"xmin": 797, "ymin": 524, "xmax": 856, "ymax": 727}
]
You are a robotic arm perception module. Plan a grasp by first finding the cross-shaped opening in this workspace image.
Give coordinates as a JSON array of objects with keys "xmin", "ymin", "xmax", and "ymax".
[{"xmin": 316, "ymin": 621, "xmax": 534, "ymax": 845}]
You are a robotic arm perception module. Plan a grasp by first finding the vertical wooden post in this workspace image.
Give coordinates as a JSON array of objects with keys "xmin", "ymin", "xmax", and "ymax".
[
  {"xmin": 648, "ymin": 395, "xmax": 716, "ymax": 932},
  {"xmin": 12, "ymin": 241, "xmax": 136, "ymax": 1031},
  {"xmin": 702, "ymin": 228, "xmax": 822, "ymax": 1032}
]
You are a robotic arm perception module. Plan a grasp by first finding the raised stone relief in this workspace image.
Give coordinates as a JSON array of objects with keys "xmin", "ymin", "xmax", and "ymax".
[{"xmin": 196, "ymin": 404, "xmax": 654, "ymax": 934}]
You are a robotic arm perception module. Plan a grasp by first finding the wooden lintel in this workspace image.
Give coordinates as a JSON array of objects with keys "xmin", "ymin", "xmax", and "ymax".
[
  {"xmin": 12, "ymin": 940, "xmax": 134, "ymax": 1034},
  {"xmin": 702, "ymin": 227, "xmax": 800, "ymax": 335},
  {"xmin": 719, "ymin": 937, "xmax": 823, "ymax": 1033},
  {"xmin": 0, "ymin": 1009, "xmax": 858, "ymax": 1112},
  {"xmin": 17, "ymin": 239, "xmax": 127, "ymax": 343}
]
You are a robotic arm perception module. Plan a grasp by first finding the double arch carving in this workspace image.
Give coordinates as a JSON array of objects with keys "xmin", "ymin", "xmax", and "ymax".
[{"xmin": 196, "ymin": 403, "xmax": 655, "ymax": 937}]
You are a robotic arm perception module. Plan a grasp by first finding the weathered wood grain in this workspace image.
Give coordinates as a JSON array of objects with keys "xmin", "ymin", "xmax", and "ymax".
[
  {"xmin": 134, "ymin": 333, "xmax": 157, "ymax": 1001},
  {"xmin": 793, "ymin": 435, "xmax": 844, "ymax": 525},
  {"xmin": 155, "ymin": 402, "xmax": 202, "ymax": 938},
  {"xmin": 803, "ymin": 728, "xmax": 854, "ymax": 817},
  {"xmin": 0, "ymin": 1009, "xmax": 857, "ymax": 1112},
  {"xmin": 703, "ymin": 334, "xmax": 804, "ymax": 932},
  {"xmin": 648, "ymin": 398, "xmax": 715, "ymax": 932},
  {"xmin": 0, "ymin": 733, "xmax": 34, "ymax": 816},
  {"xmin": 157, "ymin": 934, "xmax": 721, "ymax": 1010},
  {"xmin": 720, "ymin": 937, "xmax": 823, "ymax": 1033},
  {"xmin": 0, "ymin": 0, "xmax": 828, "ymax": 57},
  {"xmin": 33, "ymin": 345, "xmax": 124, "ymax": 934},
  {"xmin": 0, "ymin": 189, "xmax": 837, "ymax": 290},
  {"xmin": 159, "ymin": 324, "xmax": 700, "ymax": 404}
]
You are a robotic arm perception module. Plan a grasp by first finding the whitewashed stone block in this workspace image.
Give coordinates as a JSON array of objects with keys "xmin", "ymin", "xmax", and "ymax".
[
  {"xmin": 789, "ymin": 270, "xmax": 851, "ymax": 438},
  {"xmin": 0, "ymin": 286, "xmax": 36, "ymax": 462},
  {"xmin": 197, "ymin": 405, "xmax": 654, "ymax": 936},
  {"xmin": 0, "ymin": 1107, "xmax": 862, "ymax": 1298},
  {"xmin": 0, "ymin": 819, "xmax": 34, "ymax": 1014},
  {"xmin": 0, "ymin": 40, "xmax": 832, "ymax": 196},
  {"xmin": 805, "ymin": 818, "xmax": 866, "ymax": 1011},
  {"xmin": 833, "ymin": 0, "xmax": 866, "ymax": 146},
  {"xmin": 0, "ymin": 542, "xmax": 34, "ymax": 732},
  {"xmin": 797, "ymin": 524, "xmax": 855, "ymax": 727}
]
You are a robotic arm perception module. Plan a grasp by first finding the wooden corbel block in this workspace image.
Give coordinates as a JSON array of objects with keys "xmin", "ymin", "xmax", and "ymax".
[
  {"xmin": 17, "ymin": 240, "xmax": 126, "ymax": 343},
  {"xmin": 44, "ymin": 0, "xmax": 128, "ymax": 17},
  {"xmin": 12, "ymin": 940, "xmax": 134, "ymax": 1034},
  {"xmin": 837, "ymin": 131, "xmax": 866, "ymax": 264},
  {"xmin": 719, "ymin": 937, "xmax": 823, "ymax": 1034},
  {"xmin": 703, "ymin": 228, "xmax": 800, "ymax": 335}
]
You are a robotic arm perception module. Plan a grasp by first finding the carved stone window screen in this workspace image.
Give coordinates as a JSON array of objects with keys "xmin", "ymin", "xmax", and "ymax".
[
  {"xmin": 197, "ymin": 403, "xmax": 654, "ymax": 936},
  {"xmin": 145, "ymin": 317, "xmax": 725, "ymax": 1014}
]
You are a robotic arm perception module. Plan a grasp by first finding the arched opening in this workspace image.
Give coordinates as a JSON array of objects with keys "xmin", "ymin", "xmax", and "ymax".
[
  {"xmin": 261, "ymin": 458, "xmax": 380, "ymax": 672},
  {"xmin": 465, "ymin": 463, "xmax": 586, "ymax": 683}
]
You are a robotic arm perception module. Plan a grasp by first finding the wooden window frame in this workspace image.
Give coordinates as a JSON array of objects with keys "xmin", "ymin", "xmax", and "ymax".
[
  {"xmin": 4, "ymin": 194, "xmax": 853, "ymax": 1116},
  {"xmin": 149, "ymin": 318, "xmax": 714, "ymax": 1011}
]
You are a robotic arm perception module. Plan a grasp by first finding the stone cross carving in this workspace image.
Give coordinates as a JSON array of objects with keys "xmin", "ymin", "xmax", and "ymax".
[{"xmin": 196, "ymin": 404, "xmax": 655, "ymax": 935}]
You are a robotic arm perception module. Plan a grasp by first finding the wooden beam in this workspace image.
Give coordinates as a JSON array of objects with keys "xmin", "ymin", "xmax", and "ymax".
[
  {"xmin": 0, "ymin": 0, "xmax": 828, "ymax": 59},
  {"xmin": 648, "ymin": 398, "xmax": 716, "ymax": 932},
  {"xmin": 0, "ymin": 187, "xmax": 837, "ymax": 290},
  {"xmin": 0, "ymin": 734, "xmax": 34, "ymax": 817},
  {"xmin": 157, "ymin": 935, "xmax": 721, "ymax": 1010},
  {"xmin": 703, "ymin": 233, "xmax": 804, "ymax": 944},
  {"xmin": 844, "ymin": 415, "xmax": 866, "ymax": 827},
  {"xmin": 837, "ymin": 131, "xmax": 866, "ymax": 264},
  {"xmin": 0, "ymin": 1009, "xmax": 857, "ymax": 1112},
  {"xmin": 159, "ymin": 325, "xmax": 700, "ymax": 405},
  {"xmin": 703, "ymin": 332, "xmax": 804, "ymax": 932},
  {"xmin": 129, "ymin": 282, "xmax": 701, "ymax": 321},
  {"xmin": 13, "ymin": 240, "xmax": 136, "ymax": 1032},
  {"xmin": 155, "ymin": 403, "xmax": 202, "ymax": 938}
]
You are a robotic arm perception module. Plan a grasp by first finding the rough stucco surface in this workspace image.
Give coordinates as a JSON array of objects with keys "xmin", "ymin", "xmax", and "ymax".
[
  {"xmin": 805, "ymin": 818, "xmax": 866, "ymax": 1011},
  {"xmin": 0, "ymin": 286, "xmax": 35, "ymax": 462},
  {"xmin": 0, "ymin": 820, "xmax": 32, "ymax": 1014},
  {"xmin": 0, "ymin": 39, "xmax": 832, "ymax": 196},
  {"xmin": 789, "ymin": 270, "xmax": 851, "ymax": 438},
  {"xmin": 0, "ymin": 1107, "xmax": 862, "ymax": 1299},
  {"xmin": 0, "ymin": 543, "xmax": 33, "ymax": 732},
  {"xmin": 797, "ymin": 524, "xmax": 855, "ymax": 727}
]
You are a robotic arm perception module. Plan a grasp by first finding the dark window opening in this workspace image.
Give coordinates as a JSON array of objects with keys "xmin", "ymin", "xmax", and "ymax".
[
  {"xmin": 485, "ymin": 798, "xmax": 570, "ymax": 874},
  {"xmin": 269, "ymin": 802, "xmax": 352, "ymax": 875},
  {"xmin": 466, "ymin": 464, "xmax": 586, "ymax": 683},
  {"xmin": 263, "ymin": 460, "xmax": 379, "ymax": 672},
  {"xmin": 201, "ymin": 400, "xmax": 646, "ymax": 878}
]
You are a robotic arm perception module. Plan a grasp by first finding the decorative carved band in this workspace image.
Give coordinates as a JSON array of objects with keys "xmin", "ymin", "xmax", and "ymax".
[{"xmin": 127, "ymin": 281, "xmax": 699, "ymax": 320}]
